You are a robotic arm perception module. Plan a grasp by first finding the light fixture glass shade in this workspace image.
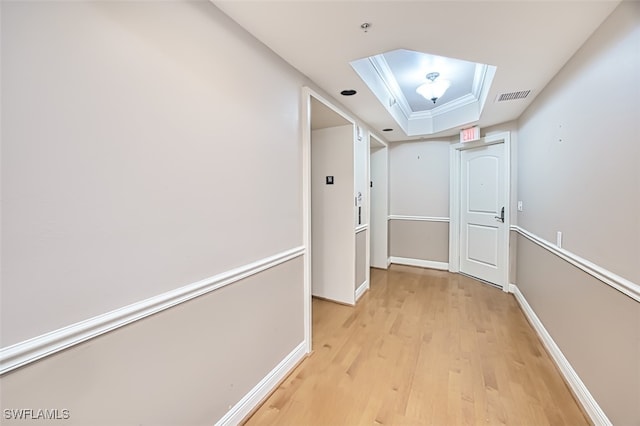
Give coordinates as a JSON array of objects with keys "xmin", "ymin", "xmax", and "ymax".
[{"xmin": 416, "ymin": 78, "xmax": 451, "ymax": 103}]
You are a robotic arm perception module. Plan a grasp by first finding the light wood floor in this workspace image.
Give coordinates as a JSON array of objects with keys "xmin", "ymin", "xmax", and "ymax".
[{"xmin": 245, "ymin": 265, "xmax": 589, "ymax": 425}]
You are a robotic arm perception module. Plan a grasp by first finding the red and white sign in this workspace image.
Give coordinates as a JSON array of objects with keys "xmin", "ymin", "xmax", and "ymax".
[{"xmin": 460, "ymin": 126, "xmax": 481, "ymax": 143}]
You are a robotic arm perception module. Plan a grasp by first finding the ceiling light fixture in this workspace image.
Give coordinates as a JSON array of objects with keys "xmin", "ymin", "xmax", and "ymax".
[{"xmin": 416, "ymin": 72, "xmax": 451, "ymax": 104}]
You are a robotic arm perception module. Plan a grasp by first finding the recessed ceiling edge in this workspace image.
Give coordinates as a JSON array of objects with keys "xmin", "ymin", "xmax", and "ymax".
[{"xmin": 350, "ymin": 48, "xmax": 497, "ymax": 137}]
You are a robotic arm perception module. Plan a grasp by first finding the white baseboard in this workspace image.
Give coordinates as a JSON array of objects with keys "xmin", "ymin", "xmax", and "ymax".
[
  {"xmin": 388, "ymin": 215, "xmax": 450, "ymax": 223},
  {"xmin": 215, "ymin": 341, "xmax": 307, "ymax": 426},
  {"xmin": 355, "ymin": 280, "xmax": 369, "ymax": 301},
  {"xmin": 389, "ymin": 256, "xmax": 449, "ymax": 271},
  {"xmin": 511, "ymin": 284, "xmax": 612, "ymax": 426}
]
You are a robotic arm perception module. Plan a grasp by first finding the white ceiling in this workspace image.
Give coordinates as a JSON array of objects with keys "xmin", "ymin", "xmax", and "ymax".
[{"xmin": 214, "ymin": 1, "xmax": 620, "ymax": 142}]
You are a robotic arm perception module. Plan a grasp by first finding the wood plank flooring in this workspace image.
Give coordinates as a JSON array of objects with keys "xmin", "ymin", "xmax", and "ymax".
[{"xmin": 245, "ymin": 265, "xmax": 589, "ymax": 425}]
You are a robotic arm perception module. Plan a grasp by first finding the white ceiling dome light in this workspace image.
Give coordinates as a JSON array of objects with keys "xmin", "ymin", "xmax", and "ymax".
[{"xmin": 416, "ymin": 72, "xmax": 451, "ymax": 104}]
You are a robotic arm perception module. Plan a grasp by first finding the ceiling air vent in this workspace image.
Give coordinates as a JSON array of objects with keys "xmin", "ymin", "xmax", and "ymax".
[{"xmin": 496, "ymin": 90, "xmax": 531, "ymax": 102}]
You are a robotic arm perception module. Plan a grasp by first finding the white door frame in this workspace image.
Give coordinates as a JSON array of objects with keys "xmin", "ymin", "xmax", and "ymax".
[
  {"xmin": 302, "ymin": 86, "xmax": 357, "ymax": 353},
  {"xmin": 449, "ymin": 131, "xmax": 511, "ymax": 292},
  {"xmin": 368, "ymin": 134, "xmax": 389, "ymax": 270}
]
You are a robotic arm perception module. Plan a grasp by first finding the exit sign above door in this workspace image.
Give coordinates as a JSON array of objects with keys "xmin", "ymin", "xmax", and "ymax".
[{"xmin": 460, "ymin": 126, "xmax": 481, "ymax": 143}]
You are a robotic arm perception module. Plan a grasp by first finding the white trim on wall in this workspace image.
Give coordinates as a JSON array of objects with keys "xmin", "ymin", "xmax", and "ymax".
[
  {"xmin": 388, "ymin": 215, "xmax": 450, "ymax": 223},
  {"xmin": 303, "ymin": 87, "xmax": 361, "ymax": 346},
  {"xmin": 449, "ymin": 142, "xmax": 461, "ymax": 273},
  {"xmin": 355, "ymin": 224, "xmax": 369, "ymax": 233},
  {"xmin": 510, "ymin": 284, "xmax": 612, "ymax": 426},
  {"xmin": 215, "ymin": 341, "xmax": 307, "ymax": 426},
  {"xmin": 302, "ymin": 88, "xmax": 313, "ymax": 354},
  {"xmin": 355, "ymin": 280, "xmax": 369, "ymax": 301},
  {"xmin": 511, "ymin": 226, "xmax": 640, "ymax": 303},
  {"xmin": 0, "ymin": 246, "xmax": 305, "ymax": 376},
  {"xmin": 389, "ymin": 256, "xmax": 448, "ymax": 271}
]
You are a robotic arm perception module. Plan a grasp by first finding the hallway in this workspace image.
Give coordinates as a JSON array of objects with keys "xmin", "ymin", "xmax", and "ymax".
[{"xmin": 246, "ymin": 266, "xmax": 588, "ymax": 425}]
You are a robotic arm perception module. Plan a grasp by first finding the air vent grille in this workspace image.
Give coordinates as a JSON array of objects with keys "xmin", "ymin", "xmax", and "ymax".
[{"xmin": 496, "ymin": 90, "xmax": 531, "ymax": 102}]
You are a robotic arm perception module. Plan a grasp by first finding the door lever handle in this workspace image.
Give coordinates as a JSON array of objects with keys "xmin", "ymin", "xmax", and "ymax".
[{"xmin": 494, "ymin": 206, "xmax": 505, "ymax": 223}]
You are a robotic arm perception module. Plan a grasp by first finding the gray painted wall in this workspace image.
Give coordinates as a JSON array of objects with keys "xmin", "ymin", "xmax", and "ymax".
[
  {"xmin": 390, "ymin": 140, "xmax": 450, "ymax": 217},
  {"xmin": 1, "ymin": 258, "xmax": 304, "ymax": 425},
  {"xmin": 516, "ymin": 237, "xmax": 638, "ymax": 425},
  {"xmin": 1, "ymin": 1, "xmax": 306, "ymax": 346},
  {"xmin": 311, "ymin": 125, "xmax": 355, "ymax": 304},
  {"xmin": 515, "ymin": 3, "xmax": 640, "ymax": 424},
  {"xmin": 1, "ymin": 2, "xmax": 312, "ymax": 424},
  {"xmin": 389, "ymin": 140, "xmax": 450, "ymax": 263},
  {"xmin": 517, "ymin": 2, "xmax": 639, "ymax": 284},
  {"xmin": 389, "ymin": 220, "xmax": 449, "ymax": 262}
]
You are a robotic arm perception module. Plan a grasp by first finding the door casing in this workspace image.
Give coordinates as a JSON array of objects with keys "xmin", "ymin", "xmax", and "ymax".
[{"xmin": 449, "ymin": 132, "xmax": 511, "ymax": 292}]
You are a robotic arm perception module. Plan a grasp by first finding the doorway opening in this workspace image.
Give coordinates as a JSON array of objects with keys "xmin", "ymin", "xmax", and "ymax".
[{"xmin": 303, "ymin": 87, "xmax": 371, "ymax": 353}]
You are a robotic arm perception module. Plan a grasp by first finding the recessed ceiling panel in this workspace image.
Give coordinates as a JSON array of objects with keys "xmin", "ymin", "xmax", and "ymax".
[
  {"xmin": 382, "ymin": 49, "xmax": 476, "ymax": 112},
  {"xmin": 350, "ymin": 48, "xmax": 496, "ymax": 136}
]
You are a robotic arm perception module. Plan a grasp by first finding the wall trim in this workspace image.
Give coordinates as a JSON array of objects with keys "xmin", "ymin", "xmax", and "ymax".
[
  {"xmin": 511, "ymin": 225, "xmax": 640, "ymax": 303},
  {"xmin": 0, "ymin": 246, "xmax": 306, "ymax": 376},
  {"xmin": 511, "ymin": 284, "xmax": 612, "ymax": 426},
  {"xmin": 389, "ymin": 256, "xmax": 449, "ymax": 271},
  {"xmin": 355, "ymin": 224, "xmax": 369, "ymax": 233},
  {"xmin": 355, "ymin": 280, "xmax": 369, "ymax": 301},
  {"xmin": 388, "ymin": 215, "xmax": 450, "ymax": 223},
  {"xmin": 216, "ymin": 341, "xmax": 307, "ymax": 426}
]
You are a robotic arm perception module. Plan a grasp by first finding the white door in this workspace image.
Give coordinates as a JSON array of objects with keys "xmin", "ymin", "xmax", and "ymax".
[{"xmin": 460, "ymin": 143, "xmax": 506, "ymax": 286}]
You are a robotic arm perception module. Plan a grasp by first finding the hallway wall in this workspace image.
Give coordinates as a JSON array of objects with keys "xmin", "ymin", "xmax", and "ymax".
[
  {"xmin": 515, "ymin": 2, "xmax": 640, "ymax": 424},
  {"xmin": 2, "ymin": 1, "xmax": 638, "ymax": 425},
  {"xmin": 0, "ymin": 2, "xmax": 331, "ymax": 424},
  {"xmin": 389, "ymin": 140, "xmax": 451, "ymax": 268}
]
